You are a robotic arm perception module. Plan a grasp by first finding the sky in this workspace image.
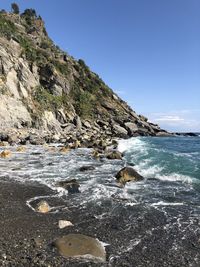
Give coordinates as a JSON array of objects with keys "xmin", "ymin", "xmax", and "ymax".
[{"xmin": 1, "ymin": 0, "xmax": 200, "ymax": 132}]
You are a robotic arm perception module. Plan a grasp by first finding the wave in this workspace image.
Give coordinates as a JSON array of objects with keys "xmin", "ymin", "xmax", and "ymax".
[{"xmin": 118, "ymin": 137, "xmax": 200, "ymax": 183}]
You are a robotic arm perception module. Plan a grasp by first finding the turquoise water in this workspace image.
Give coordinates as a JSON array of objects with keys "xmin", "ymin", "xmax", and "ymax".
[{"xmin": 119, "ymin": 136, "xmax": 200, "ymax": 182}]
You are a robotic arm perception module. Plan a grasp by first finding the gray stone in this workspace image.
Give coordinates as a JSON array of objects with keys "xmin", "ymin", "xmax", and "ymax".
[
  {"xmin": 54, "ymin": 234, "xmax": 106, "ymax": 262},
  {"xmin": 124, "ymin": 122, "xmax": 138, "ymax": 134},
  {"xmin": 112, "ymin": 124, "xmax": 128, "ymax": 136}
]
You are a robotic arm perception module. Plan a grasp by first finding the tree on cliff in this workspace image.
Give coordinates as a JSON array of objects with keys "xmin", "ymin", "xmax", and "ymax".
[{"xmin": 11, "ymin": 3, "xmax": 19, "ymax": 14}]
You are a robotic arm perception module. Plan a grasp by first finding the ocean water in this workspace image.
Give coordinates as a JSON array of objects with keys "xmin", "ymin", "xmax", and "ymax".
[
  {"xmin": 0, "ymin": 136, "xmax": 200, "ymax": 207},
  {"xmin": 119, "ymin": 135, "xmax": 200, "ymax": 182}
]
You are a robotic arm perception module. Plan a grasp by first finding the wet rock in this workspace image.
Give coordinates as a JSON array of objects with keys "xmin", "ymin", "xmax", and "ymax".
[
  {"xmin": 16, "ymin": 146, "xmax": 26, "ymax": 152},
  {"xmin": 59, "ymin": 147, "xmax": 70, "ymax": 153},
  {"xmin": 106, "ymin": 151, "xmax": 122, "ymax": 160},
  {"xmin": 92, "ymin": 150, "xmax": 100, "ymax": 159},
  {"xmin": 115, "ymin": 167, "xmax": 144, "ymax": 186},
  {"xmin": 70, "ymin": 140, "xmax": 81, "ymax": 149},
  {"xmin": 54, "ymin": 234, "xmax": 106, "ymax": 262},
  {"xmin": 28, "ymin": 135, "xmax": 45, "ymax": 145},
  {"xmin": 58, "ymin": 220, "xmax": 74, "ymax": 229},
  {"xmin": 0, "ymin": 141, "xmax": 9, "ymax": 146},
  {"xmin": 79, "ymin": 166, "xmax": 95, "ymax": 172},
  {"xmin": 0, "ymin": 150, "xmax": 12, "ymax": 158},
  {"xmin": 57, "ymin": 179, "xmax": 80, "ymax": 194},
  {"xmin": 8, "ymin": 133, "xmax": 20, "ymax": 144},
  {"xmin": 36, "ymin": 201, "xmax": 50, "ymax": 213}
]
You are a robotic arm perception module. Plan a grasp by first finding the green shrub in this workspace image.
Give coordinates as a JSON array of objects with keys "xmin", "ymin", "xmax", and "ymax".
[
  {"xmin": 52, "ymin": 60, "xmax": 69, "ymax": 75},
  {"xmin": 0, "ymin": 14, "xmax": 16, "ymax": 39},
  {"xmin": 72, "ymin": 87, "xmax": 95, "ymax": 119},
  {"xmin": 33, "ymin": 86, "xmax": 63, "ymax": 111},
  {"xmin": 11, "ymin": 3, "xmax": 20, "ymax": 14}
]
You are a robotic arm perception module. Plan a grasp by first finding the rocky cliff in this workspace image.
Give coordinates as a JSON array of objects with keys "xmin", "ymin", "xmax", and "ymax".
[{"xmin": 0, "ymin": 9, "xmax": 168, "ymax": 144}]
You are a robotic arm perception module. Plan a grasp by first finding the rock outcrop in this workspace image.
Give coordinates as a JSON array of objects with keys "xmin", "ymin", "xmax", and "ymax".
[
  {"xmin": 115, "ymin": 167, "xmax": 144, "ymax": 186},
  {"xmin": 0, "ymin": 9, "xmax": 169, "ymax": 143}
]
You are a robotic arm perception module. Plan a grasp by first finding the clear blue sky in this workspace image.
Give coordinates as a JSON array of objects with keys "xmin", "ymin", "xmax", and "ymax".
[{"xmin": 2, "ymin": 0, "xmax": 200, "ymax": 131}]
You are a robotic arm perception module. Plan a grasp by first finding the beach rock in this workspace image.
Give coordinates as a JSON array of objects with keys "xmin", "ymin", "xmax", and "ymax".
[
  {"xmin": 54, "ymin": 234, "xmax": 106, "ymax": 262},
  {"xmin": 0, "ymin": 141, "xmax": 9, "ymax": 146},
  {"xmin": 79, "ymin": 166, "xmax": 95, "ymax": 172},
  {"xmin": 0, "ymin": 150, "xmax": 12, "ymax": 158},
  {"xmin": 106, "ymin": 151, "xmax": 123, "ymax": 160},
  {"xmin": 92, "ymin": 150, "xmax": 100, "ymax": 159},
  {"xmin": 16, "ymin": 146, "xmax": 26, "ymax": 152},
  {"xmin": 115, "ymin": 167, "xmax": 144, "ymax": 186},
  {"xmin": 58, "ymin": 220, "xmax": 74, "ymax": 229},
  {"xmin": 57, "ymin": 179, "xmax": 80, "ymax": 194},
  {"xmin": 59, "ymin": 147, "xmax": 70, "ymax": 153},
  {"xmin": 36, "ymin": 201, "xmax": 50, "ymax": 213},
  {"xmin": 70, "ymin": 140, "xmax": 81, "ymax": 149},
  {"xmin": 8, "ymin": 133, "xmax": 20, "ymax": 144}
]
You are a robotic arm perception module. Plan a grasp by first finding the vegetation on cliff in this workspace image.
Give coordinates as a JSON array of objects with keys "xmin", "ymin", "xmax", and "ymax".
[{"xmin": 0, "ymin": 4, "xmax": 166, "ymax": 138}]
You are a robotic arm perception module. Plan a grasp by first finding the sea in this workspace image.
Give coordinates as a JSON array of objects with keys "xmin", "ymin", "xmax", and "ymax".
[{"xmin": 0, "ymin": 135, "xmax": 200, "ymax": 264}]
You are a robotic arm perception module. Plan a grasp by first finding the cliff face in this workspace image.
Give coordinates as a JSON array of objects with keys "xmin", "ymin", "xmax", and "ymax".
[{"xmin": 0, "ymin": 10, "xmax": 167, "ymax": 143}]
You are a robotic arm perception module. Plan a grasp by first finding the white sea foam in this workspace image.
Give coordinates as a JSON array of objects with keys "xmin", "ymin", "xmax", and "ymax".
[
  {"xmin": 151, "ymin": 201, "xmax": 184, "ymax": 206},
  {"xmin": 118, "ymin": 137, "xmax": 146, "ymax": 153}
]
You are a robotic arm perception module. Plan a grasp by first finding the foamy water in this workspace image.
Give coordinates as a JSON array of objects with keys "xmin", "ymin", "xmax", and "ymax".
[{"xmin": 0, "ymin": 136, "xmax": 199, "ymax": 209}]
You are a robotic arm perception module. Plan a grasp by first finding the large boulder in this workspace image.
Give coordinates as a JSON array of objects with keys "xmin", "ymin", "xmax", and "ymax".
[
  {"xmin": 106, "ymin": 150, "xmax": 123, "ymax": 160},
  {"xmin": 54, "ymin": 234, "xmax": 106, "ymax": 262},
  {"xmin": 124, "ymin": 122, "xmax": 138, "ymax": 135},
  {"xmin": 115, "ymin": 167, "xmax": 144, "ymax": 186},
  {"xmin": 112, "ymin": 124, "xmax": 128, "ymax": 137}
]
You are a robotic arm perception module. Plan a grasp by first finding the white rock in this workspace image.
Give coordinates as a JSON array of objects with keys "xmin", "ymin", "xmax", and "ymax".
[{"xmin": 58, "ymin": 220, "xmax": 74, "ymax": 229}]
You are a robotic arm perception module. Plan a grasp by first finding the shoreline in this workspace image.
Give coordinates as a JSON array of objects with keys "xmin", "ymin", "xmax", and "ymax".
[{"xmin": 0, "ymin": 137, "xmax": 200, "ymax": 266}]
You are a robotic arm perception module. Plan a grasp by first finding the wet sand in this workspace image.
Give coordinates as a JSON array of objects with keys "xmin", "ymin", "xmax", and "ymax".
[{"xmin": 0, "ymin": 179, "xmax": 200, "ymax": 267}]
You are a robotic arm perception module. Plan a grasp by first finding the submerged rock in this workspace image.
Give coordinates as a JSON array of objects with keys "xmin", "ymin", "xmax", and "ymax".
[
  {"xmin": 36, "ymin": 200, "xmax": 50, "ymax": 213},
  {"xmin": 115, "ymin": 167, "xmax": 144, "ymax": 186},
  {"xmin": 106, "ymin": 150, "xmax": 122, "ymax": 160},
  {"xmin": 79, "ymin": 166, "xmax": 95, "ymax": 172},
  {"xmin": 0, "ymin": 150, "xmax": 12, "ymax": 158},
  {"xmin": 54, "ymin": 234, "xmax": 106, "ymax": 262},
  {"xmin": 57, "ymin": 179, "xmax": 80, "ymax": 194}
]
